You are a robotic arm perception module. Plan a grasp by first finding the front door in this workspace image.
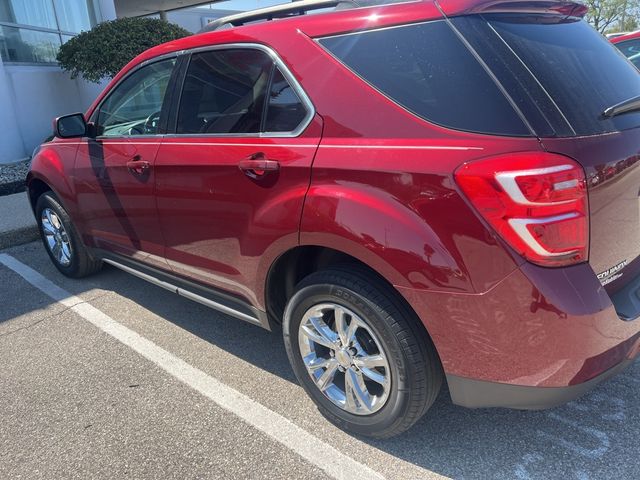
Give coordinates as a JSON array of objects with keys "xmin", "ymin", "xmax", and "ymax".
[
  {"xmin": 74, "ymin": 58, "xmax": 177, "ymax": 268},
  {"xmin": 154, "ymin": 47, "xmax": 321, "ymax": 307}
]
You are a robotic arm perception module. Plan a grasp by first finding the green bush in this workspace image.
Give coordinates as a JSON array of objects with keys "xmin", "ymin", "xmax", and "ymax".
[{"xmin": 57, "ymin": 17, "xmax": 190, "ymax": 83}]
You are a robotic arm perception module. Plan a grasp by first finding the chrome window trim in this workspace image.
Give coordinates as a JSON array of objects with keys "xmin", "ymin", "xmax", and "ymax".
[{"xmin": 91, "ymin": 43, "xmax": 315, "ymax": 141}]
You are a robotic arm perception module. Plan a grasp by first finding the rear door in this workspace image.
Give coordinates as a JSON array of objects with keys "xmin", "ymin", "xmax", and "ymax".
[
  {"xmin": 154, "ymin": 46, "xmax": 321, "ymax": 306},
  {"xmin": 74, "ymin": 57, "xmax": 177, "ymax": 268}
]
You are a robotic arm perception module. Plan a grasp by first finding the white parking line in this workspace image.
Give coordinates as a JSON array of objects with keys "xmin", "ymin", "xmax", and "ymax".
[{"xmin": 0, "ymin": 253, "xmax": 385, "ymax": 480}]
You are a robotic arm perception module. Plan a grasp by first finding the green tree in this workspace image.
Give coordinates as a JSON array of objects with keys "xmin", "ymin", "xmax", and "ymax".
[
  {"xmin": 57, "ymin": 17, "xmax": 190, "ymax": 83},
  {"xmin": 585, "ymin": 0, "xmax": 639, "ymax": 33},
  {"xmin": 616, "ymin": 15, "xmax": 639, "ymax": 31}
]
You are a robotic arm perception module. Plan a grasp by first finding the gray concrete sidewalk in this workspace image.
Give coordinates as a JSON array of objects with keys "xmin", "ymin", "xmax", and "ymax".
[{"xmin": 0, "ymin": 192, "xmax": 39, "ymax": 250}]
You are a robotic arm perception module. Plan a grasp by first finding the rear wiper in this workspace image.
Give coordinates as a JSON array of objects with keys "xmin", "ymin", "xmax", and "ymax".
[{"xmin": 602, "ymin": 95, "xmax": 640, "ymax": 118}]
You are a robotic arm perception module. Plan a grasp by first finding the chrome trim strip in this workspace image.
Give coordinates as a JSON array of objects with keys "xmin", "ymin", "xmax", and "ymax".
[
  {"xmin": 179, "ymin": 43, "xmax": 316, "ymax": 139},
  {"xmin": 319, "ymin": 144, "xmax": 483, "ymax": 150},
  {"xmin": 103, "ymin": 259, "xmax": 177, "ymax": 292},
  {"xmin": 160, "ymin": 142, "xmax": 318, "ymax": 148},
  {"xmin": 102, "ymin": 258, "xmax": 261, "ymax": 325},
  {"xmin": 176, "ymin": 288, "xmax": 261, "ymax": 325},
  {"xmin": 58, "ymin": 141, "xmax": 482, "ymax": 150},
  {"xmin": 89, "ymin": 44, "xmax": 314, "ymax": 140}
]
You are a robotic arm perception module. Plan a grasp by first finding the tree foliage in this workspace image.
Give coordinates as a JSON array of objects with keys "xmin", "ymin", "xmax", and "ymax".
[
  {"xmin": 584, "ymin": 0, "xmax": 639, "ymax": 33},
  {"xmin": 57, "ymin": 17, "xmax": 190, "ymax": 83}
]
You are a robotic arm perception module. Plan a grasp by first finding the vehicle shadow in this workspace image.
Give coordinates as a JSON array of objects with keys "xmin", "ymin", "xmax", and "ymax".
[
  {"xmin": 4, "ymin": 246, "xmax": 639, "ymax": 480},
  {"xmin": 93, "ymin": 264, "xmax": 640, "ymax": 480}
]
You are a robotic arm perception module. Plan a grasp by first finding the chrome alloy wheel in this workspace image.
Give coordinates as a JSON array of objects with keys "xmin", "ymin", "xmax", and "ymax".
[
  {"xmin": 298, "ymin": 303, "xmax": 391, "ymax": 415},
  {"xmin": 41, "ymin": 208, "xmax": 72, "ymax": 267}
]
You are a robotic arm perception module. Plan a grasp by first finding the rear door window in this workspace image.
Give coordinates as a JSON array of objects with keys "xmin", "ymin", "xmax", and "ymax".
[
  {"xmin": 318, "ymin": 20, "xmax": 531, "ymax": 137},
  {"xmin": 177, "ymin": 49, "xmax": 272, "ymax": 135},
  {"xmin": 484, "ymin": 15, "xmax": 640, "ymax": 136}
]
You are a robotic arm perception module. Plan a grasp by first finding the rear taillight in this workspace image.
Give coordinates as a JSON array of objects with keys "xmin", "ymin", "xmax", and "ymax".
[{"xmin": 454, "ymin": 152, "xmax": 588, "ymax": 267}]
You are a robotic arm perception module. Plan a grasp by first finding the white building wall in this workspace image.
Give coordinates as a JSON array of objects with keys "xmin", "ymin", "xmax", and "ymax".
[
  {"xmin": 1, "ymin": 66, "xmax": 107, "ymax": 160},
  {"xmin": 144, "ymin": 8, "xmax": 239, "ymax": 33},
  {"xmin": 0, "ymin": 58, "xmax": 27, "ymax": 163},
  {"xmin": 0, "ymin": 0, "xmax": 115, "ymax": 165},
  {"xmin": 166, "ymin": 9, "xmax": 209, "ymax": 32}
]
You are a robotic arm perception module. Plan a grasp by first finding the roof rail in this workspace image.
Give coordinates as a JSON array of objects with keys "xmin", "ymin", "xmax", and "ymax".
[{"xmin": 198, "ymin": 0, "xmax": 358, "ymax": 33}]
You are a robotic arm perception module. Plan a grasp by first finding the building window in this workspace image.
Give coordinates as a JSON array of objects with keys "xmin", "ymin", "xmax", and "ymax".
[{"xmin": 0, "ymin": 0, "xmax": 99, "ymax": 64}]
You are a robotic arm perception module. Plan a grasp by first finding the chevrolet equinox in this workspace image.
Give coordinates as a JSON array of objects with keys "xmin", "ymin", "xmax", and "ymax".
[{"xmin": 28, "ymin": 0, "xmax": 640, "ymax": 437}]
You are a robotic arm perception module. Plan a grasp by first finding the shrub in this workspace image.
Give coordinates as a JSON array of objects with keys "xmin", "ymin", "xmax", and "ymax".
[{"xmin": 57, "ymin": 17, "xmax": 190, "ymax": 83}]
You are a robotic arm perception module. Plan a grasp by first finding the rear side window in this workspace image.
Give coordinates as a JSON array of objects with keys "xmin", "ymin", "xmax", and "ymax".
[
  {"xmin": 486, "ymin": 15, "xmax": 640, "ymax": 136},
  {"xmin": 177, "ymin": 49, "xmax": 272, "ymax": 134},
  {"xmin": 265, "ymin": 68, "xmax": 308, "ymax": 132},
  {"xmin": 318, "ymin": 20, "xmax": 530, "ymax": 136}
]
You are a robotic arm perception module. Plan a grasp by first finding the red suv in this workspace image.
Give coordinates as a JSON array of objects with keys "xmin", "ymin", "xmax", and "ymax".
[
  {"xmin": 28, "ymin": 0, "xmax": 640, "ymax": 438},
  {"xmin": 611, "ymin": 30, "xmax": 640, "ymax": 68}
]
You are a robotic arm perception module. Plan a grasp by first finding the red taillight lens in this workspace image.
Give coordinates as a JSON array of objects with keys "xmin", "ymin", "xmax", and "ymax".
[{"xmin": 454, "ymin": 152, "xmax": 589, "ymax": 267}]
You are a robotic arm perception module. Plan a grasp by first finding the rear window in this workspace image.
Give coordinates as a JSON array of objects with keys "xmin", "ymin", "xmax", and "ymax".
[
  {"xmin": 318, "ymin": 20, "xmax": 531, "ymax": 137},
  {"xmin": 485, "ymin": 15, "xmax": 640, "ymax": 136}
]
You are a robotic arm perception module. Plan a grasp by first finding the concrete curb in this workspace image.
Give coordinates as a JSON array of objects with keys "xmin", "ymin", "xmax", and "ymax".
[
  {"xmin": 0, "ymin": 192, "xmax": 39, "ymax": 250},
  {"xmin": 0, "ymin": 157, "xmax": 29, "ymax": 197},
  {"xmin": 0, "ymin": 181, "xmax": 26, "ymax": 197},
  {"xmin": 0, "ymin": 226, "xmax": 40, "ymax": 250}
]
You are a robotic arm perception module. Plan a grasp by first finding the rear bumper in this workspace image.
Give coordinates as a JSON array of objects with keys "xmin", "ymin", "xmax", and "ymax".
[
  {"xmin": 397, "ymin": 261, "xmax": 640, "ymax": 408},
  {"xmin": 447, "ymin": 358, "xmax": 633, "ymax": 409}
]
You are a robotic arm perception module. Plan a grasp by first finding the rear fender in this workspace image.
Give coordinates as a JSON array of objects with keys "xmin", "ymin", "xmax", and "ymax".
[{"xmin": 300, "ymin": 182, "xmax": 477, "ymax": 293}]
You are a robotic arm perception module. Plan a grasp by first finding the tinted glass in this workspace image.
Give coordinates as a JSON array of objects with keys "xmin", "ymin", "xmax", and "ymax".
[
  {"xmin": 488, "ymin": 15, "xmax": 640, "ymax": 136},
  {"xmin": 319, "ymin": 20, "xmax": 530, "ymax": 136},
  {"xmin": 97, "ymin": 59, "xmax": 175, "ymax": 136},
  {"xmin": 451, "ymin": 15, "xmax": 573, "ymax": 137},
  {"xmin": 265, "ymin": 68, "xmax": 307, "ymax": 132},
  {"xmin": 615, "ymin": 38, "xmax": 640, "ymax": 58},
  {"xmin": 177, "ymin": 49, "xmax": 272, "ymax": 135}
]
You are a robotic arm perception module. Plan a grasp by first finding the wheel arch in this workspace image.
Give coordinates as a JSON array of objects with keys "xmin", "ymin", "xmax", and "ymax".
[
  {"xmin": 26, "ymin": 174, "xmax": 52, "ymax": 212},
  {"xmin": 266, "ymin": 245, "xmax": 429, "ymax": 336}
]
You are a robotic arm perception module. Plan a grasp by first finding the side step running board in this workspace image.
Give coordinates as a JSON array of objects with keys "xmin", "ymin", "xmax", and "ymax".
[{"xmin": 102, "ymin": 258, "xmax": 267, "ymax": 328}]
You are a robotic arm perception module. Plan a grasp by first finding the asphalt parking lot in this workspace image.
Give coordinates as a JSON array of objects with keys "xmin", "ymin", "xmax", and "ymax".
[{"xmin": 1, "ymin": 241, "xmax": 639, "ymax": 480}]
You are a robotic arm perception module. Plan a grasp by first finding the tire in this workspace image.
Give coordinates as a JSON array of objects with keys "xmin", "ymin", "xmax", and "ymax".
[
  {"xmin": 283, "ymin": 266, "xmax": 442, "ymax": 438},
  {"xmin": 35, "ymin": 191, "xmax": 102, "ymax": 278}
]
